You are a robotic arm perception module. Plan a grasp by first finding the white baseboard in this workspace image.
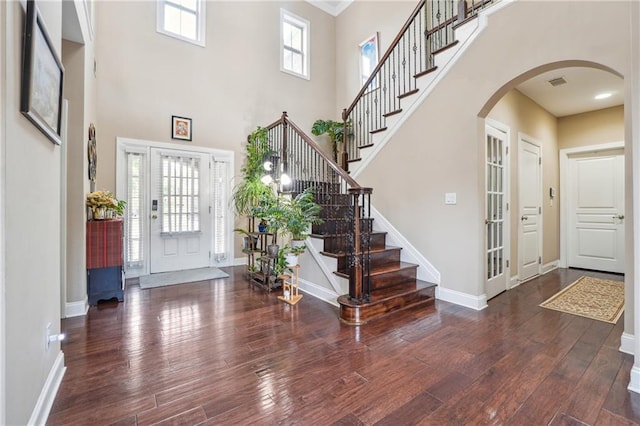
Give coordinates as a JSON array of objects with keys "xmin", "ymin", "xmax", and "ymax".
[
  {"xmin": 28, "ymin": 351, "xmax": 66, "ymax": 426},
  {"xmin": 436, "ymin": 286, "xmax": 488, "ymax": 311},
  {"xmin": 64, "ymin": 299, "xmax": 88, "ymax": 318},
  {"xmin": 542, "ymin": 260, "xmax": 559, "ymax": 274},
  {"xmin": 298, "ymin": 278, "xmax": 339, "ymax": 307},
  {"xmin": 621, "ymin": 332, "xmax": 635, "ymax": 355},
  {"xmin": 629, "ymin": 366, "xmax": 640, "ymax": 394},
  {"xmin": 509, "ymin": 275, "xmax": 520, "ymax": 289}
]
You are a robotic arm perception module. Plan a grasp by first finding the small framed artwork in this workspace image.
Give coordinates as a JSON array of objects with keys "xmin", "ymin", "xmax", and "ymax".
[
  {"xmin": 359, "ymin": 33, "xmax": 379, "ymax": 90},
  {"xmin": 171, "ymin": 115, "xmax": 192, "ymax": 141},
  {"xmin": 20, "ymin": 0, "xmax": 65, "ymax": 145}
]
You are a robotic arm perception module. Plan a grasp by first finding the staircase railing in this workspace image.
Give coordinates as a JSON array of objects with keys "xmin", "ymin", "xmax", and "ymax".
[
  {"xmin": 340, "ymin": 0, "xmax": 496, "ymax": 170},
  {"xmin": 261, "ymin": 112, "xmax": 373, "ymax": 303}
]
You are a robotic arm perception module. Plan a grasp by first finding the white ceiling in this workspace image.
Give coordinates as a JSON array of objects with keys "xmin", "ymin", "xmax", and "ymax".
[
  {"xmin": 516, "ymin": 67, "xmax": 624, "ymax": 117},
  {"xmin": 304, "ymin": 0, "xmax": 353, "ymax": 17}
]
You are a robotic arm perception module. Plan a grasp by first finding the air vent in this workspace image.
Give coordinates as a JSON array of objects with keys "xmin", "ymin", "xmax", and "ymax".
[{"xmin": 547, "ymin": 77, "xmax": 567, "ymax": 87}]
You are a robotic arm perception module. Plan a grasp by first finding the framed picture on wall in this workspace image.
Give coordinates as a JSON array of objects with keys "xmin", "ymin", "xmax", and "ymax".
[
  {"xmin": 20, "ymin": 0, "xmax": 65, "ymax": 145},
  {"xmin": 359, "ymin": 33, "xmax": 379, "ymax": 90},
  {"xmin": 172, "ymin": 115, "xmax": 192, "ymax": 141}
]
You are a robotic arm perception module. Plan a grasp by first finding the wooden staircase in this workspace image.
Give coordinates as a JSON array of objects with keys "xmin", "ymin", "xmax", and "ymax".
[{"xmin": 305, "ymin": 187, "xmax": 437, "ymax": 325}]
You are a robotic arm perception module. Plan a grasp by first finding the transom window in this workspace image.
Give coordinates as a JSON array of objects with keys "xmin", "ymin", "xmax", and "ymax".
[
  {"xmin": 157, "ymin": 0, "xmax": 206, "ymax": 47},
  {"xmin": 280, "ymin": 9, "xmax": 309, "ymax": 79},
  {"xmin": 160, "ymin": 155, "xmax": 201, "ymax": 234}
]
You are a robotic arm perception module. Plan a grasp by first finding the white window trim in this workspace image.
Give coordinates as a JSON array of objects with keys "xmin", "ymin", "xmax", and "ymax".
[
  {"xmin": 156, "ymin": 0, "xmax": 206, "ymax": 47},
  {"xmin": 116, "ymin": 137, "xmax": 234, "ymax": 277},
  {"xmin": 280, "ymin": 8, "xmax": 310, "ymax": 80}
]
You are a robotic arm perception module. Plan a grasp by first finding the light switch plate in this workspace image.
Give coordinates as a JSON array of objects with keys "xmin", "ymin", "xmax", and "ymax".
[{"xmin": 445, "ymin": 193, "xmax": 457, "ymax": 205}]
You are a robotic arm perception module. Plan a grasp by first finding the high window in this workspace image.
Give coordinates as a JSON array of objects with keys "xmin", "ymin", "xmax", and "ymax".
[
  {"xmin": 280, "ymin": 9, "xmax": 309, "ymax": 79},
  {"xmin": 157, "ymin": 0, "xmax": 206, "ymax": 47}
]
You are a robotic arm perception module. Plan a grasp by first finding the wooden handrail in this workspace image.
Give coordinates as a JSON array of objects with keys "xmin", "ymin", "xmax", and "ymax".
[
  {"xmin": 343, "ymin": 0, "xmax": 427, "ymax": 119},
  {"xmin": 268, "ymin": 112, "xmax": 363, "ymax": 190}
]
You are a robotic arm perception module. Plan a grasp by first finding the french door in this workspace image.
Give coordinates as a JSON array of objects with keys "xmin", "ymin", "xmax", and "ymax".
[{"xmin": 485, "ymin": 123, "xmax": 509, "ymax": 300}]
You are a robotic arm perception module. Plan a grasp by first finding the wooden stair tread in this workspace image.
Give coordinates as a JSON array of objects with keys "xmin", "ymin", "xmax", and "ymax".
[
  {"xmin": 398, "ymin": 88, "xmax": 419, "ymax": 99},
  {"xmin": 310, "ymin": 231, "xmax": 387, "ymax": 239},
  {"xmin": 432, "ymin": 40, "xmax": 459, "ymax": 55},
  {"xmin": 321, "ymin": 246, "xmax": 402, "ymax": 259},
  {"xmin": 369, "ymin": 280, "xmax": 436, "ymax": 301},
  {"xmin": 368, "ymin": 261, "xmax": 417, "ymax": 276},
  {"xmin": 414, "ymin": 66, "xmax": 438, "ymax": 79}
]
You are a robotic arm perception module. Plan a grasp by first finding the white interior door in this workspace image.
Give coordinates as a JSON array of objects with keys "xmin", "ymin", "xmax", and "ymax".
[
  {"xmin": 485, "ymin": 124, "xmax": 509, "ymax": 299},
  {"xmin": 518, "ymin": 138, "xmax": 541, "ymax": 282},
  {"xmin": 149, "ymin": 148, "xmax": 211, "ymax": 273},
  {"xmin": 567, "ymin": 150, "xmax": 625, "ymax": 273}
]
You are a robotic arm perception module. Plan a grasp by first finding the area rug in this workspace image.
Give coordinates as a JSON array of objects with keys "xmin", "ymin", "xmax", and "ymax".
[
  {"xmin": 539, "ymin": 276, "xmax": 624, "ymax": 324},
  {"xmin": 139, "ymin": 267, "xmax": 229, "ymax": 289}
]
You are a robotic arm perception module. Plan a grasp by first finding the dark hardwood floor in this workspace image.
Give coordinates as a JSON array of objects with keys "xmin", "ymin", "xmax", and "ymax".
[{"xmin": 48, "ymin": 267, "xmax": 640, "ymax": 425}]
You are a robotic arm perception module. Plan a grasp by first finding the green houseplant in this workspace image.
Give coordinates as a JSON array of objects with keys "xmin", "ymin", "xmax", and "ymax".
[
  {"xmin": 231, "ymin": 126, "xmax": 276, "ymax": 217},
  {"xmin": 282, "ymin": 188, "xmax": 322, "ymax": 243},
  {"xmin": 311, "ymin": 119, "xmax": 351, "ymax": 163}
]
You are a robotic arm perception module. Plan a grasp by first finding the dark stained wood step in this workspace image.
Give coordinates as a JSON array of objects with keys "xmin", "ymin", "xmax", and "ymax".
[
  {"xmin": 310, "ymin": 231, "xmax": 387, "ymax": 253},
  {"xmin": 335, "ymin": 246, "xmax": 402, "ymax": 271},
  {"xmin": 367, "ymin": 262, "xmax": 418, "ymax": 291},
  {"xmin": 398, "ymin": 88, "xmax": 419, "ymax": 99},
  {"xmin": 370, "ymin": 127, "xmax": 388, "ymax": 135},
  {"xmin": 337, "ymin": 280, "xmax": 436, "ymax": 325},
  {"xmin": 414, "ymin": 66, "xmax": 438, "ymax": 79},
  {"xmin": 383, "ymin": 108, "xmax": 403, "ymax": 118},
  {"xmin": 432, "ymin": 39, "xmax": 459, "ymax": 55}
]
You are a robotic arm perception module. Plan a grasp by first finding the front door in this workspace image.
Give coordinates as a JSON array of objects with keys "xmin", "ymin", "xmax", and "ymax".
[
  {"xmin": 485, "ymin": 124, "xmax": 509, "ymax": 299},
  {"xmin": 567, "ymin": 149, "xmax": 625, "ymax": 273},
  {"xmin": 149, "ymin": 148, "xmax": 211, "ymax": 273},
  {"xmin": 518, "ymin": 138, "xmax": 541, "ymax": 282}
]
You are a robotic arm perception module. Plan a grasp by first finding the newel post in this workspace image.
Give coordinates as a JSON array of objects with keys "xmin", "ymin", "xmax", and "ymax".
[{"xmin": 348, "ymin": 187, "xmax": 373, "ymax": 302}]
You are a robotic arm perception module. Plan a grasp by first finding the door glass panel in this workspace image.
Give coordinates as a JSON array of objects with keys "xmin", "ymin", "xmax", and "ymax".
[
  {"xmin": 486, "ymin": 134, "xmax": 505, "ymax": 280},
  {"xmin": 161, "ymin": 154, "xmax": 201, "ymax": 233}
]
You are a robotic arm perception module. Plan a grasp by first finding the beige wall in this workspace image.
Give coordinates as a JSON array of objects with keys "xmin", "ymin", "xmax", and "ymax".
[
  {"xmin": 62, "ymin": 40, "xmax": 88, "ymax": 308},
  {"xmin": 558, "ymin": 105, "xmax": 624, "ymax": 149},
  {"xmin": 343, "ymin": 1, "xmax": 631, "ymax": 303},
  {"xmin": 95, "ymin": 1, "xmax": 337, "ymax": 194},
  {"xmin": 4, "ymin": 1, "xmax": 64, "ymax": 423},
  {"xmin": 488, "ymin": 89, "xmax": 559, "ymax": 276},
  {"xmin": 95, "ymin": 1, "xmax": 337, "ymax": 263}
]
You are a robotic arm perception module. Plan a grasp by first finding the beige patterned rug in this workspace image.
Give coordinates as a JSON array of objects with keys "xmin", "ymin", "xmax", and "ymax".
[{"xmin": 539, "ymin": 276, "xmax": 624, "ymax": 324}]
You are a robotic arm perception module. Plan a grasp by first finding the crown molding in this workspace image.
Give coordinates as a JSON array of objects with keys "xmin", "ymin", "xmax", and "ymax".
[{"xmin": 304, "ymin": 0, "xmax": 353, "ymax": 17}]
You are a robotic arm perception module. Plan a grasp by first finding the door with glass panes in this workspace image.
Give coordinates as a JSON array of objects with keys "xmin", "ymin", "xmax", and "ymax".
[
  {"xmin": 485, "ymin": 124, "xmax": 509, "ymax": 300},
  {"xmin": 149, "ymin": 149, "xmax": 211, "ymax": 273}
]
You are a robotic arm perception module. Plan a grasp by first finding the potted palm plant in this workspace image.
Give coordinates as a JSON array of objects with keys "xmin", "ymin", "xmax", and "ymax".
[
  {"xmin": 311, "ymin": 119, "xmax": 352, "ymax": 163},
  {"xmin": 282, "ymin": 188, "xmax": 322, "ymax": 246}
]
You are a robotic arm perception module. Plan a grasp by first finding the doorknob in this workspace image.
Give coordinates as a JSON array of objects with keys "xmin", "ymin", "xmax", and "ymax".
[
  {"xmin": 521, "ymin": 215, "xmax": 528, "ymax": 221},
  {"xmin": 485, "ymin": 219, "xmax": 494, "ymax": 225},
  {"xmin": 613, "ymin": 214, "xmax": 624, "ymax": 220},
  {"xmin": 151, "ymin": 214, "xmax": 158, "ymax": 219}
]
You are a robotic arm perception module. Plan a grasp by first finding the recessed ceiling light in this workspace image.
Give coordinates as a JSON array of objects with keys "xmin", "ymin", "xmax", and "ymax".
[{"xmin": 594, "ymin": 92, "xmax": 612, "ymax": 100}]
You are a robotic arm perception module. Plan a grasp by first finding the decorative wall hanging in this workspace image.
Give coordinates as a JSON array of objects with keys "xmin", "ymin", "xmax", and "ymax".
[
  {"xmin": 20, "ymin": 0, "xmax": 64, "ymax": 145},
  {"xmin": 359, "ymin": 32, "xmax": 379, "ymax": 90},
  {"xmin": 88, "ymin": 123, "xmax": 97, "ymax": 182},
  {"xmin": 172, "ymin": 115, "xmax": 192, "ymax": 141}
]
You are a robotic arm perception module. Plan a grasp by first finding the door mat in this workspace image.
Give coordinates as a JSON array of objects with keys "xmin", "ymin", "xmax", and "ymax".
[
  {"xmin": 539, "ymin": 276, "xmax": 624, "ymax": 324},
  {"xmin": 139, "ymin": 267, "xmax": 229, "ymax": 289}
]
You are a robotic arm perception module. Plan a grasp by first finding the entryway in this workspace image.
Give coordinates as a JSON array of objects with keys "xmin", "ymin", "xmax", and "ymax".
[{"xmin": 116, "ymin": 138, "xmax": 234, "ymax": 277}]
